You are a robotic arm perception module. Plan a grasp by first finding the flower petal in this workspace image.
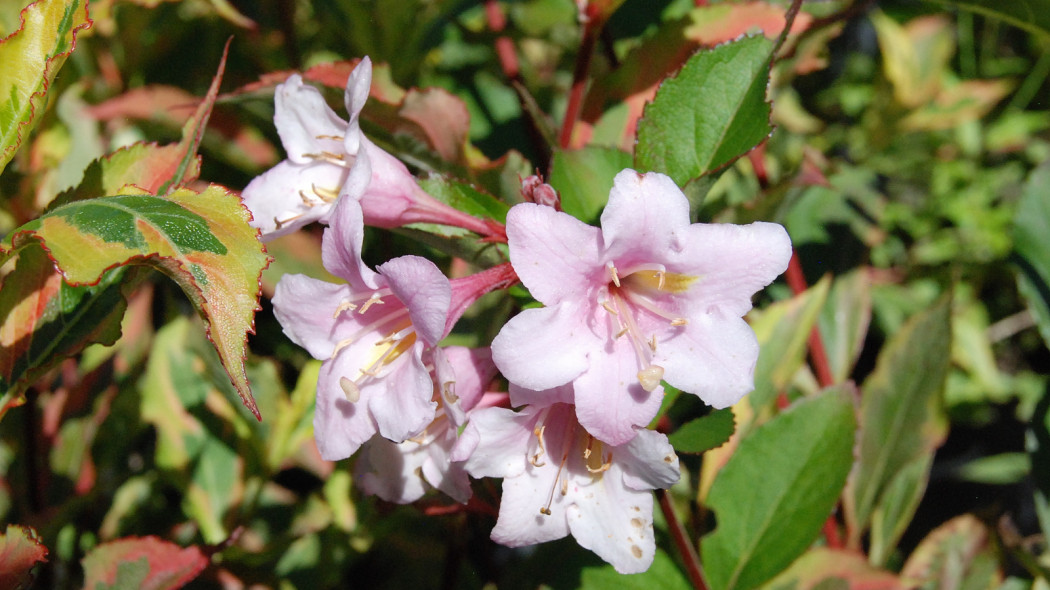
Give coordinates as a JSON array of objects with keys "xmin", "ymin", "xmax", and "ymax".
[
  {"xmin": 491, "ymin": 304, "xmax": 599, "ymax": 392},
  {"xmin": 378, "ymin": 255, "xmax": 451, "ymax": 346},
  {"xmin": 421, "ymin": 439, "xmax": 473, "ymax": 504},
  {"xmin": 242, "ymin": 160, "xmax": 344, "ymax": 239},
  {"xmin": 343, "ymin": 57, "xmax": 372, "ymax": 155},
  {"xmin": 272, "ymin": 275, "xmax": 345, "ymax": 359},
  {"xmin": 566, "ymin": 463, "xmax": 656, "ymax": 574},
  {"xmin": 314, "ymin": 355, "xmax": 378, "ymax": 460},
  {"xmin": 491, "ymin": 467, "xmax": 571, "ymax": 547},
  {"xmin": 600, "ymin": 170, "xmax": 691, "ymax": 264},
  {"xmin": 505, "ymin": 203, "xmax": 605, "ymax": 306},
  {"xmin": 321, "ymin": 197, "xmax": 380, "ymax": 289},
  {"xmin": 508, "ymin": 383, "xmax": 574, "ymax": 409},
  {"xmin": 368, "ymin": 343, "xmax": 436, "ymax": 443},
  {"xmin": 456, "ymin": 406, "xmax": 535, "ymax": 478},
  {"xmin": 573, "ymin": 335, "xmax": 664, "ymax": 445},
  {"xmin": 671, "ymin": 221, "xmax": 792, "ymax": 318},
  {"xmin": 658, "ymin": 313, "xmax": 760, "ymax": 408},
  {"xmin": 356, "ymin": 436, "xmax": 428, "ymax": 503},
  {"xmin": 617, "ymin": 429, "xmax": 680, "ymax": 491},
  {"xmin": 274, "ymin": 74, "xmax": 347, "ymax": 165},
  {"xmin": 439, "ymin": 346, "xmax": 497, "ymax": 425}
]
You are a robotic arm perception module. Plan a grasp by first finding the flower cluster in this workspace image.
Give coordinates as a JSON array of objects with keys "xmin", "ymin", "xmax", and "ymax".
[{"xmin": 247, "ymin": 58, "xmax": 792, "ymax": 574}]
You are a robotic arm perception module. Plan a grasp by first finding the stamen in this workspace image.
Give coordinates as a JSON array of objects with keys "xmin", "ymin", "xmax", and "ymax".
[
  {"xmin": 648, "ymin": 335, "xmax": 658, "ymax": 352},
  {"xmin": 608, "ymin": 263, "xmax": 621, "ymax": 288},
  {"xmin": 316, "ymin": 134, "xmax": 344, "ymax": 140},
  {"xmin": 443, "ymin": 381, "xmax": 459, "ymax": 404},
  {"xmin": 339, "ymin": 377, "xmax": 361, "ymax": 402},
  {"xmin": 601, "ymin": 300, "xmax": 619, "ymax": 315},
  {"xmin": 622, "ymin": 289, "xmax": 689, "ymax": 326},
  {"xmin": 333, "ymin": 300, "xmax": 358, "ymax": 318},
  {"xmin": 311, "ymin": 184, "xmax": 339, "ymax": 202},
  {"xmin": 358, "ymin": 293, "xmax": 385, "ymax": 314},
  {"xmin": 302, "ymin": 150, "xmax": 347, "ymax": 166},
  {"xmin": 299, "ymin": 190, "xmax": 320, "ymax": 206},
  {"xmin": 530, "ymin": 425, "xmax": 548, "ymax": 467},
  {"xmin": 540, "ymin": 412, "xmax": 577, "ymax": 516},
  {"xmin": 274, "ymin": 213, "xmax": 304, "ymax": 230}
]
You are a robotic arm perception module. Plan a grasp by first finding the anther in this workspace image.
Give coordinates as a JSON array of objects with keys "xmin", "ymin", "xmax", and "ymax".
[
  {"xmin": 530, "ymin": 425, "xmax": 548, "ymax": 467},
  {"xmin": 311, "ymin": 184, "xmax": 339, "ymax": 202},
  {"xmin": 637, "ymin": 365, "xmax": 665, "ymax": 392},
  {"xmin": 443, "ymin": 381, "xmax": 459, "ymax": 404},
  {"xmin": 340, "ymin": 377, "xmax": 361, "ymax": 402},
  {"xmin": 601, "ymin": 300, "xmax": 619, "ymax": 315},
  {"xmin": 608, "ymin": 264, "xmax": 621, "ymax": 288},
  {"xmin": 670, "ymin": 318, "xmax": 688, "ymax": 326},
  {"xmin": 315, "ymin": 134, "xmax": 344, "ymax": 140}
]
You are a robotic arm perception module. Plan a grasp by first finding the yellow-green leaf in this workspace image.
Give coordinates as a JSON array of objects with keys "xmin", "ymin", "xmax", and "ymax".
[
  {"xmin": 1, "ymin": 185, "xmax": 270, "ymax": 419},
  {"xmin": 0, "ymin": 0, "xmax": 91, "ymax": 175}
]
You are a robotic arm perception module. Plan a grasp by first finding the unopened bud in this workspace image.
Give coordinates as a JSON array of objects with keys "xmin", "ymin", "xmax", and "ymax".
[{"xmin": 521, "ymin": 175, "xmax": 561, "ymax": 210}]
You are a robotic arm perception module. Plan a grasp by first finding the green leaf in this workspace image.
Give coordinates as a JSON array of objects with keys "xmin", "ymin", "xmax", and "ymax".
[
  {"xmin": 580, "ymin": 549, "xmax": 691, "ymax": 590},
  {"xmin": 1, "ymin": 185, "xmax": 270, "ymax": 419},
  {"xmin": 868, "ymin": 454, "xmax": 933, "ymax": 567},
  {"xmin": 635, "ymin": 35, "xmax": 774, "ymax": 187},
  {"xmin": 899, "ymin": 515, "xmax": 1000, "ymax": 590},
  {"xmin": 844, "ymin": 295, "xmax": 951, "ymax": 546},
  {"xmin": 1014, "ymin": 164, "xmax": 1050, "ymax": 349},
  {"xmin": 764, "ymin": 547, "xmax": 902, "ymax": 590},
  {"xmin": 924, "ymin": 0, "xmax": 1050, "ymax": 38},
  {"xmin": 0, "ymin": 0, "xmax": 91, "ymax": 175},
  {"xmin": 700, "ymin": 388, "xmax": 857, "ymax": 590},
  {"xmin": 747, "ymin": 276, "xmax": 831, "ymax": 413},
  {"xmin": 818, "ymin": 269, "xmax": 872, "ymax": 384},
  {"xmin": 549, "ymin": 147, "xmax": 633, "ymax": 224},
  {"xmin": 668, "ymin": 408, "xmax": 735, "ymax": 454}
]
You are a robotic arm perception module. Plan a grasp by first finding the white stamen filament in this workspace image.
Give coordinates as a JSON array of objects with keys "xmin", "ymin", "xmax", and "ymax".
[{"xmin": 540, "ymin": 416, "xmax": 577, "ymax": 516}]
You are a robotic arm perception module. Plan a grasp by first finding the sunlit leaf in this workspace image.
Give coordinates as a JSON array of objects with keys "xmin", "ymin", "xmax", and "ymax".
[
  {"xmin": 668, "ymin": 407, "xmax": 735, "ymax": 454},
  {"xmin": 701, "ymin": 388, "xmax": 857, "ymax": 590},
  {"xmin": 81, "ymin": 536, "xmax": 208, "ymax": 590},
  {"xmin": 1, "ymin": 185, "xmax": 270, "ymax": 419},
  {"xmin": 844, "ymin": 295, "xmax": 951, "ymax": 546},
  {"xmin": 580, "ymin": 549, "xmax": 690, "ymax": 589},
  {"xmin": 549, "ymin": 147, "xmax": 633, "ymax": 224},
  {"xmin": 764, "ymin": 547, "xmax": 904, "ymax": 590},
  {"xmin": 0, "ymin": 0, "xmax": 91, "ymax": 175},
  {"xmin": 635, "ymin": 35, "xmax": 774, "ymax": 186},
  {"xmin": 868, "ymin": 454, "xmax": 933, "ymax": 567}
]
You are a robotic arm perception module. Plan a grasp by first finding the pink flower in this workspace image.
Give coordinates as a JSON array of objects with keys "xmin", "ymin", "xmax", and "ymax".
[
  {"xmin": 242, "ymin": 59, "xmax": 372, "ymax": 240},
  {"xmin": 272, "ymin": 196, "xmax": 451, "ymax": 460},
  {"xmin": 452, "ymin": 392, "xmax": 680, "ymax": 574},
  {"xmin": 243, "ymin": 57, "xmax": 501, "ymax": 240},
  {"xmin": 356, "ymin": 346, "xmax": 500, "ymax": 504},
  {"xmin": 491, "ymin": 169, "xmax": 791, "ymax": 445}
]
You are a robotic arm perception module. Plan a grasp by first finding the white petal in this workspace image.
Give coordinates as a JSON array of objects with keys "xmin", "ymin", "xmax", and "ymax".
[
  {"xmin": 491, "ymin": 304, "xmax": 599, "ymax": 392},
  {"xmin": 600, "ymin": 170, "xmax": 691, "ymax": 263},
  {"xmin": 565, "ymin": 463, "xmax": 656, "ymax": 574},
  {"xmin": 617, "ymin": 429, "xmax": 680, "ymax": 491},
  {"xmin": 658, "ymin": 313, "xmax": 760, "ymax": 409},
  {"xmin": 368, "ymin": 342, "xmax": 437, "ymax": 443},
  {"xmin": 274, "ymin": 74, "xmax": 347, "ymax": 164},
  {"xmin": 343, "ymin": 57, "xmax": 372, "ymax": 155},
  {"xmin": 457, "ymin": 406, "xmax": 536, "ymax": 479}
]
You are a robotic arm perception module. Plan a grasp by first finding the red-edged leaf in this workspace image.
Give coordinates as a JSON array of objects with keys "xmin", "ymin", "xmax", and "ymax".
[
  {"xmin": 0, "ymin": 525, "xmax": 48, "ymax": 590},
  {"xmin": 0, "ymin": 0, "xmax": 92, "ymax": 175},
  {"xmin": 81, "ymin": 536, "xmax": 208, "ymax": 590},
  {"xmin": 765, "ymin": 547, "xmax": 905, "ymax": 590}
]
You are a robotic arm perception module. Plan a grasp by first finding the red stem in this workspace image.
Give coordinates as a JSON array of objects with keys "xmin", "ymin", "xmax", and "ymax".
[
  {"xmin": 558, "ymin": 16, "xmax": 601, "ymax": 149},
  {"xmin": 657, "ymin": 489, "xmax": 707, "ymax": 589}
]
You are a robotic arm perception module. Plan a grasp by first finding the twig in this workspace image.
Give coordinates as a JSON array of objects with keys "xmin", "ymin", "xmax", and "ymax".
[
  {"xmin": 558, "ymin": 12, "xmax": 602, "ymax": 149},
  {"xmin": 657, "ymin": 489, "xmax": 707, "ymax": 589}
]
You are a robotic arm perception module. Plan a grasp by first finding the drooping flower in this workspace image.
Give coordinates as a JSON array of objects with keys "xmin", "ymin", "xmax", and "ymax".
[
  {"xmin": 355, "ymin": 346, "xmax": 501, "ymax": 504},
  {"xmin": 243, "ymin": 57, "xmax": 500, "ymax": 240},
  {"xmin": 272, "ymin": 196, "xmax": 451, "ymax": 460},
  {"xmin": 491, "ymin": 169, "xmax": 792, "ymax": 445},
  {"xmin": 451, "ymin": 392, "xmax": 680, "ymax": 574}
]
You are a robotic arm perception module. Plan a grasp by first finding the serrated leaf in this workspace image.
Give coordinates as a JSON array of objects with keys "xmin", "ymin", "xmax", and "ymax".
[
  {"xmin": 81, "ymin": 536, "xmax": 208, "ymax": 590},
  {"xmin": 844, "ymin": 295, "xmax": 951, "ymax": 546},
  {"xmin": 0, "ymin": 248, "xmax": 128, "ymax": 415},
  {"xmin": 635, "ymin": 35, "xmax": 774, "ymax": 186},
  {"xmin": 0, "ymin": 0, "xmax": 91, "ymax": 175},
  {"xmin": 1014, "ymin": 164, "xmax": 1050, "ymax": 349},
  {"xmin": 549, "ymin": 147, "xmax": 633, "ymax": 224},
  {"xmin": 1, "ymin": 185, "xmax": 269, "ymax": 419},
  {"xmin": 668, "ymin": 408, "xmax": 735, "ymax": 454},
  {"xmin": 0, "ymin": 524, "xmax": 48, "ymax": 590},
  {"xmin": 924, "ymin": 0, "xmax": 1050, "ymax": 38},
  {"xmin": 700, "ymin": 388, "xmax": 857, "ymax": 590}
]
